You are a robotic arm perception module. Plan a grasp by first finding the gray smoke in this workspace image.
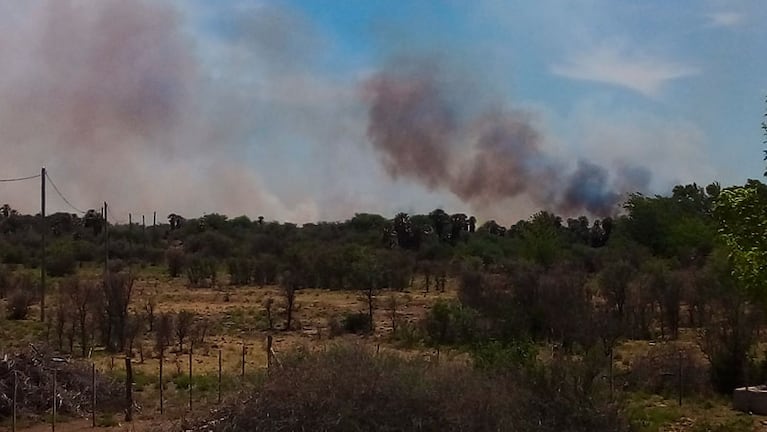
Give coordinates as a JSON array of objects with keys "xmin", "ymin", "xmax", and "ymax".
[
  {"xmin": 0, "ymin": 0, "xmax": 326, "ymax": 222},
  {"xmin": 364, "ymin": 62, "xmax": 650, "ymax": 216}
]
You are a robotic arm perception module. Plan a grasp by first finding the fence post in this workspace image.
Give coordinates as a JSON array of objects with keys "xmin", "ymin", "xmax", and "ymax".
[
  {"xmin": 678, "ymin": 350, "xmax": 683, "ymax": 407},
  {"xmin": 125, "ymin": 357, "xmax": 133, "ymax": 422},
  {"xmin": 91, "ymin": 363, "xmax": 96, "ymax": 428},
  {"xmin": 218, "ymin": 349, "xmax": 223, "ymax": 404},
  {"xmin": 52, "ymin": 369, "xmax": 57, "ymax": 432},
  {"xmin": 188, "ymin": 347, "xmax": 193, "ymax": 411},
  {"xmin": 12, "ymin": 370, "xmax": 17, "ymax": 432},
  {"xmin": 266, "ymin": 336, "xmax": 273, "ymax": 371},
  {"xmin": 241, "ymin": 343, "xmax": 246, "ymax": 377},
  {"xmin": 609, "ymin": 349, "xmax": 614, "ymax": 401},
  {"xmin": 159, "ymin": 349, "xmax": 164, "ymax": 415}
]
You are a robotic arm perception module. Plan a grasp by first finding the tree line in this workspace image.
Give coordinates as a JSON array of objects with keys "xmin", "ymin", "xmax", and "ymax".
[{"xmin": 2, "ymin": 177, "xmax": 767, "ymax": 396}]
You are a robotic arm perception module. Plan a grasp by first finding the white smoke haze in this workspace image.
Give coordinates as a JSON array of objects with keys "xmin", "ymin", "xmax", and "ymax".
[
  {"xmin": 0, "ymin": 0, "xmax": 713, "ymax": 224},
  {"xmin": 0, "ymin": 0, "xmax": 337, "ymax": 223}
]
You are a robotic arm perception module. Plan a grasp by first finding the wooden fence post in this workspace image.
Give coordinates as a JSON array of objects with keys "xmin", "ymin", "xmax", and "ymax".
[
  {"xmin": 188, "ymin": 347, "xmax": 193, "ymax": 411},
  {"xmin": 125, "ymin": 357, "xmax": 133, "ymax": 422},
  {"xmin": 159, "ymin": 349, "xmax": 164, "ymax": 415},
  {"xmin": 241, "ymin": 343, "xmax": 246, "ymax": 377},
  {"xmin": 52, "ymin": 369, "xmax": 57, "ymax": 432},
  {"xmin": 12, "ymin": 370, "xmax": 17, "ymax": 432},
  {"xmin": 609, "ymin": 349, "xmax": 614, "ymax": 401},
  {"xmin": 678, "ymin": 350, "xmax": 683, "ymax": 407},
  {"xmin": 91, "ymin": 363, "xmax": 96, "ymax": 428},
  {"xmin": 218, "ymin": 349, "xmax": 223, "ymax": 404}
]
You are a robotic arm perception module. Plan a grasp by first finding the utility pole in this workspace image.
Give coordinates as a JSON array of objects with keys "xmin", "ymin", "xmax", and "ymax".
[
  {"xmin": 40, "ymin": 166, "xmax": 46, "ymax": 322},
  {"xmin": 104, "ymin": 202, "xmax": 109, "ymax": 276}
]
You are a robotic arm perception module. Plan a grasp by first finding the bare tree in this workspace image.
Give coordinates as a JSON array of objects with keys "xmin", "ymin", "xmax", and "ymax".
[
  {"xmin": 385, "ymin": 294, "xmax": 399, "ymax": 335},
  {"xmin": 175, "ymin": 310, "xmax": 195, "ymax": 352},
  {"xmin": 142, "ymin": 289, "xmax": 158, "ymax": 332},
  {"xmin": 102, "ymin": 272, "xmax": 135, "ymax": 352},
  {"xmin": 155, "ymin": 312, "xmax": 174, "ymax": 355},
  {"xmin": 353, "ymin": 254, "xmax": 382, "ymax": 334},
  {"xmin": 125, "ymin": 311, "xmax": 143, "ymax": 356},
  {"xmin": 54, "ymin": 299, "xmax": 67, "ymax": 351},
  {"xmin": 61, "ymin": 277, "xmax": 98, "ymax": 357},
  {"xmin": 192, "ymin": 316, "xmax": 211, "ymax": 345},
  {"xmin": 263, "ymin": 297, "xmax": 274, "ymax": 330},
  {"xmin": 280, "ymin": 272, "xmax": 298, "ymax": 331}
]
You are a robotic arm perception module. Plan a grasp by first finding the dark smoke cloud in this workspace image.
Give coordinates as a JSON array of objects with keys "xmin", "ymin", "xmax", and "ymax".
[
  {"xmin": 365, "ymin": 68, "xmax": 454, "ymax": 188},
  {"xmin": 364, "ymin": 62, "xmax": 649, "ymax": 217}
]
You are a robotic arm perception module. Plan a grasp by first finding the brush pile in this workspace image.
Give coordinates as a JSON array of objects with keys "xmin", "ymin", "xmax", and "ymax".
[{"xmin": 0, "ymin": 345, "xmax": 123, "ymax": 420}]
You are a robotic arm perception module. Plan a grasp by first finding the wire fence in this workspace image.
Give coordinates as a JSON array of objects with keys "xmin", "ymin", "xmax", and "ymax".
[{"xmin": 1, "ymin": 337, "xmax": 281, "ymax": 431}]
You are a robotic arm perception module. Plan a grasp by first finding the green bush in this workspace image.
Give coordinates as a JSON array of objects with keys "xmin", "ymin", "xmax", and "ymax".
[
  {"xmin": 47, "ymin": 241, "xmax": 77, "ymax": 277},
  {"xmin": 391, "ymin": 321, "xmax": 423, "ymax": 348},
  {"xmin": 227, "ymin": 257, "xmax": 253, "ymax": 285},
  {"xmin": 342, "ymin": 312, "xmax": 372, "ymax": 334},
  {"xmin": 165, "ymin": 247, "xmax": 186, "ymax": 278},
  {"xmin": 172, "ymin": 372, "xmax": 225, "ymax": 392},
  {"xmin": 471, "ymin": 340, "xmax": 535, "ymax": 371},
  {"xmin": 187, "ymin": 256, "xmax": 217, "ymax": 288},
  {"xmin": 424, "ymin": 300, "xmax": 477, "ymax": 346}
]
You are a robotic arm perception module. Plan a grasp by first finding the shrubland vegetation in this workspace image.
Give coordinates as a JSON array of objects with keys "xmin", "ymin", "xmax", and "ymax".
[{"xmin": 2, "ymin": 170, "xmax": 767, "ymax": 429}]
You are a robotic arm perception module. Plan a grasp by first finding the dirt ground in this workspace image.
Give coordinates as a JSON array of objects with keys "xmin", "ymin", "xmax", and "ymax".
[{"xmin": 5, "ymin": 270, "xmax": 767, "ymax": 431}]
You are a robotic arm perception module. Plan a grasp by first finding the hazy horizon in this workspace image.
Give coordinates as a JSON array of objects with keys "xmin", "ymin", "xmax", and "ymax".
[{"xmin": 0, "ymin": 0, "xmax": 765, "ymax": 224}]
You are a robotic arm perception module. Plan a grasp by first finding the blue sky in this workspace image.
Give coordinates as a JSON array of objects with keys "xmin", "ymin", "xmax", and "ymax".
[{"xmin": 1, "ymin": 0, "xmax": 765, "ymax": 222}]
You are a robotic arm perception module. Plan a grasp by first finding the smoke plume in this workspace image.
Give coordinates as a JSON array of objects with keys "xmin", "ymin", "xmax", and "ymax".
[
  {"xmin": 0, "ymin": 0, "xmax": 322, "ymax": 222},
  {"xmin": 364, "ymin": 63, "xmax": 650, "ymax": 216}
]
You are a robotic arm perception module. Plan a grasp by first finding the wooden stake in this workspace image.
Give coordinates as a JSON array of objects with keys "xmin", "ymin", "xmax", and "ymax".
[
  {"xmin": 159, "ymin": 349, "xmax": 164, "ymax": 415},
  {"xmin": 125, "ymin": 357, "xmax": 133, "ymax": 422},
  {"xmin": 52, "ymin": 369, "xmax": 57, "ymax": 432},
  {"xmin": 91, "ymin": 363, "xmax": 96, "ymax": 428},
  {"xmin": 678, "ymin": 350, "xmax": 683, "ymax": 406},
  {"xmin": 609, "ymin": 349, "xmax": 614, "ymax": 400},
  {"xmin": 188, "ymin": 347, "xmax": 193, "ymax": 411},
  {"xmin": 12, "ymin": 370, "xmax": 16, "ymax": 432},
  {"xmin": 218, "ymin": 349, "xmax": 223, "ymax": 404}
]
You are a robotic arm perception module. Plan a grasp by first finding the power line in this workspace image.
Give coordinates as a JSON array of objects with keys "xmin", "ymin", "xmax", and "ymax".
[
  {"xmin": 0, "ymin": 173, "xmax": 40, "ymax": 182},
  {"xmin": 45, "ymin": 172, "xmax": 86, "ymax": 214}
]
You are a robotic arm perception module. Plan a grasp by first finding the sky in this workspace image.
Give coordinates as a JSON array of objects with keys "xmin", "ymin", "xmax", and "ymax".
[{"xmin": 0, "ymin": 0, "xmax": 765, "ymax": 224}]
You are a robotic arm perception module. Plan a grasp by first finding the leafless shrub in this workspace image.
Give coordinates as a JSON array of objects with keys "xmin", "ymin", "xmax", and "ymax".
[
  {"xmin": 155, "ymin": 312, "xmax": 174, "ymax": 355},
  {"xmin": 175, "ymin": 310, "xmax": 195, "ymax": 352},
  {"xmin": 622, "ymin": 344, "xmax": 710, "ymax": 397},
  {"xmin": 7, "ymin": 289, "xmax": 33, "ymax": 320},
  {"xmin": 183, "ymin": 343, "xmax": 629, "ymax": 432},
  {"xmin": 262, "ymin": 297, "xmax": 274, "ymax": 330}
]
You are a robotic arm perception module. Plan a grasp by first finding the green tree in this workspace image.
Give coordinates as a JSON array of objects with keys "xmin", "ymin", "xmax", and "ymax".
[{"xmin": 714, "ymin": 179, "xmax": 767, "ymax": 300}]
